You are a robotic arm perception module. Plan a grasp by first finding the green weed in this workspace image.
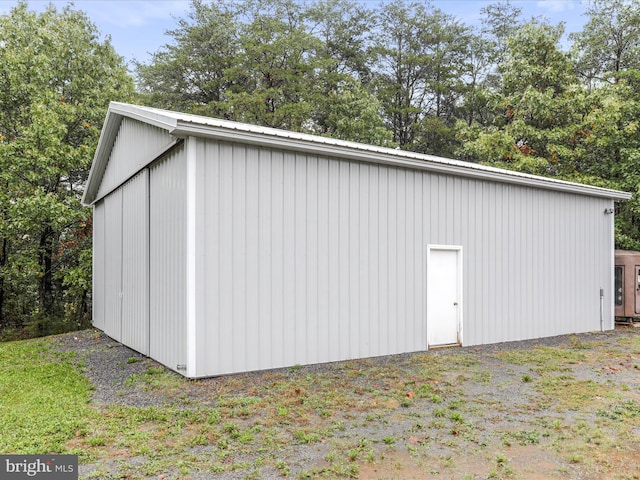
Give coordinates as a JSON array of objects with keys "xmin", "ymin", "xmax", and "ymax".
[{"xmin": 597, "ymin": 400, "xmax": 640, "ymax": 421}]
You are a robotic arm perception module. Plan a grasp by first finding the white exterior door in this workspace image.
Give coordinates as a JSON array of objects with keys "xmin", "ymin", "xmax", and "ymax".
[{"xmin": 428, "ymin": 246, "xmax": 462, "ymax": 347}]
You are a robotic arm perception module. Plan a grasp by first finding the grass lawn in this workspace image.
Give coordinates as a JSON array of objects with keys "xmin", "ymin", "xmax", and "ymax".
[
  {"xmin": 1, "ymin": 330, "xmax": 640, "ymax": 479},
  {"xmin": 0, "ymin": 338, "xmax": 92, "ymax": 454}
]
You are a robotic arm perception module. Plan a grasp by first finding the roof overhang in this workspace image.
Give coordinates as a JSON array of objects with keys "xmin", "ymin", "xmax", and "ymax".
[{"xmin": 82, "ymin": 101, "xmax": 632, "ymax": 206}]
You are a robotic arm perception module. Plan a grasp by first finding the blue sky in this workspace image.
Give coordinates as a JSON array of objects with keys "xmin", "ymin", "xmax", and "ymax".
[{"xmin": 1, "ymin": 0, "xmax": 589, "ymax": 68}]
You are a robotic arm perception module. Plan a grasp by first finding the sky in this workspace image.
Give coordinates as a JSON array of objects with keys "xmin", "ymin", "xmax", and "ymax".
[{"xmin": 0, "ymin": 0, "xmax": 590, "ymax": 69}]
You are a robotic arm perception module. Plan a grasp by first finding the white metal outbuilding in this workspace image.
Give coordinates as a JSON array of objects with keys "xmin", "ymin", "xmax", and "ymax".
[{"xmin": 82, "ymin": 102, "xmax": 631, "ymax": 378}]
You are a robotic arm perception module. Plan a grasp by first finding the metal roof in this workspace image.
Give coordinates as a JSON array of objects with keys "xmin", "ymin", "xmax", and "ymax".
[{"xmin": 82, "ymin": 101, "xmax": 632, "ymax": 205}]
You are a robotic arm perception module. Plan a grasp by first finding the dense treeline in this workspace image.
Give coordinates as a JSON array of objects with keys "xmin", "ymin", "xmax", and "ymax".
[
  {"xmin": 0, "ymin": 0, "xmax": 639, "ymax": 338},
  {"xmin": 0, "ymin": 3, "xmax": 134, "ymax": 338},
  {"xmin": 136, "ymin": 0, "xmax": 640, "ymax": 246}
]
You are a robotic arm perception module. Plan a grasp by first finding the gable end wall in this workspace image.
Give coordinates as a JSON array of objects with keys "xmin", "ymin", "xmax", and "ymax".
[{"xmin": 96, "ymin": 117, "xmax": 175, "ymax": 201}]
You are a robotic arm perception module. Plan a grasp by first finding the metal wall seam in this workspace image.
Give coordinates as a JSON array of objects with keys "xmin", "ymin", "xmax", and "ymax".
[
  {"xmin": 92, "ymin": 201, "xmax": 105, "ymax": 330},
  {"xmin": 186, "ymin": 137, "xmax": 198, "ymax": 378},
  {"xmin": 610, "ymin": 203, "xmax": 616, "ymax": 330}
]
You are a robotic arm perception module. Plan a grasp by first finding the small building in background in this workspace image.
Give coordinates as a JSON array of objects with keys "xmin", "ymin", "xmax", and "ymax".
[
  {"xmin": 82, "ymin": 102, "xmax": 631, "ymax": 378},
  {"xmin": 614, "ymin": 250, "xmax": 640, "ymax": 321}
]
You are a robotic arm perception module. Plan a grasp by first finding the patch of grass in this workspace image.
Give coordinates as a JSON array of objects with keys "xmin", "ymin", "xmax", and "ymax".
[
  {"xmin": 382, "ymin": 436, "xmax": 396, "ymax": 445},
  {"xmin": 433, "ymin": 407, "xmax": 446, "ymax": 418},
  {"xmin": 124, "ymin": 362, "xmax": 184, "ymax": 394},
  {"xmin": 8, "ymin": 330, "xmax": 640, "ymax": 478},
  {"xmin": 0, "ymin": 338, "xmax": 93, "ymax": 453},
  {"xmin": 275, "ymin": 459, "xmax": 290, "ymax": 476},
  {"xmin": 597, "ymin": 400, "xmax": 640, "ymax": 421},
  {"xmin": 538, "ymin": 375, "xmax": 604, "ymax": 410},
  {"xmin": 415, "ymin": 383, "xmax": 443, "ymax": 403},
  {"xmin": 294, "ymin": 429, "xmax": 320, "ymax": 444},
  {"xmin": 446, "ymin": 353, "xmax": 479, "ymax": 367},
  {"xmin": 496, "ymin": 346, "xmax": 586, "ymax": 371},
  {"xmin": 473, "ymin": 369, "xmax": 492, "ymax": 383},
  {"xmin": 487, "ymin": 453, "xmax": 516, "ymax": 479},
  {"xmin": 510, "ymin": 429, "xmax": 540, "ymax": 445},
  {"xmin": 449, "ymin": 412, "xmax": 465, "ymax": 423}
]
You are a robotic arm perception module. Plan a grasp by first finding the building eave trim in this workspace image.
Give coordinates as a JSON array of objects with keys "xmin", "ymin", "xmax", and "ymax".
[
  {"xmin": 83, "ymin": 102, "xmax": 632, "ymax": 204},
  {"xmin": 172, "ymin": 121, "xmax": 632, "ymax": 201}
]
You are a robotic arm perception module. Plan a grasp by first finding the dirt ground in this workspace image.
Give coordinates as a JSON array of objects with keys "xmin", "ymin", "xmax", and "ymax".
[{"xmin": 54, "ymin": 326, "xmax": 640, "ymax": 479}]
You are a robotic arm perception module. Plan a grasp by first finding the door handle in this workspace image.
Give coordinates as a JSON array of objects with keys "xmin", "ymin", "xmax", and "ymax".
[{"xmin": 453, "ymin": 302, "xmax": 458, "ymax": 306}]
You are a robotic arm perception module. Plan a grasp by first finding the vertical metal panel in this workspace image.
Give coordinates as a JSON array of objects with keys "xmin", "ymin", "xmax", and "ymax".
[
  {"xmin": 456, "ymin": 180, "xmax": 612, "ymax": 347},
  {"xmin": 186, "ymin": 137, "xmax": 198, "ymax": 377},
  {"xmin": 96, "ymin": 172, "xmax": 150, "ymax": 352},
  {"xmin": 102, "ymin": 189, "xmax": 122, "ymax": 341},
  {"xmin": 195, "ymin": 140, "xmax": 431, "ymax": 376},
  {"xmin": 92, "ymin": 200, "xmax": 106, "ymax": 331},
  {"xmin": 97, "ymin": 118, "xmax": 174, "ymax": 200},
  {"xmin": 120, "ymin": 171, "xmax": 149, "ymax": 355},
  {"xmin": 149, "ymin": 147, "xmax": 187, "ymax": 371}
]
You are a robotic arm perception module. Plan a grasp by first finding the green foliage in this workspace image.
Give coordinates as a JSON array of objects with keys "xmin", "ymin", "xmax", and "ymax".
[
  {"xmin": 0, "ymin": 338, "xmax": 93, "ymax": 453},
  {"xmin": 571, "ymin": 0, "xmax": 640, "ymax": 86},
  {"xmin": 316, "ymin": 79, "xmax": 394, "ymax": 146},
  {"xmin": 597, "ymin": 400, "xmax": 640, "ymax": 421},
  {"xmin": 0, "ymin": 2, "xmax": 134, "ymax": 336},
  {"xmin": 371, "ymin": 0, "xmax": 472, "ymax": 148},
  {"xmin": 136, "ymin": 0, "xmax": 383, "ymax": 140}
]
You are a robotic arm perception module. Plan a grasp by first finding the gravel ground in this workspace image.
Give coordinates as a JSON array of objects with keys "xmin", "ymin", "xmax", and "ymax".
[
  {"xmin": 52, "ymin": 326, "xmax": 640, "ymax": 479},
  {"xmin": 54, "ymin": 328, "xmax": 612, "ymax": 407}
]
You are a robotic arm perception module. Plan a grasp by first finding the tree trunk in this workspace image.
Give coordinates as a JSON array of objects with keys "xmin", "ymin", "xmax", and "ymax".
[
  {"xmin": 38, "ymin": 225, "xmax": 55, "ymax": 319},
  {"xmin": 0, "ymin": 236, "xmax": 6, "ymax": 329}
]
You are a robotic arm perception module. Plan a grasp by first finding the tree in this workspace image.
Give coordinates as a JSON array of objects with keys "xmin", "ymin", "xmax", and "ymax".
[
  {"xmin": 457, "ymin": 1, "xmax": 524, "ymax": 128},
  {"xmin": 317, "ymin": 78, "xmax": 393, "ymax": 145},
  {"xmin": 372, "ymin": 0, "xmax": 472, "ymax": 151},
  {"xmin": 0, "ymin": 3, "xmax": 133, "ymax": 336},
  {"xmin": 135, "ymin": 0, "xmax": 240, "ymax": 117},
  {"xmin": 457, "ymin": 21, "xmax": 582, "ymax": 175},
  {"xmin": 571, "ymin": 0, "xmax": 640, "ymax": 87},
  {"xmin": 223, "ymin": 0, "xmax": 319, "ymax": 130},
  {"xmin": 306, "ymin": 0, "xmax": 377, "ymax": 136}
]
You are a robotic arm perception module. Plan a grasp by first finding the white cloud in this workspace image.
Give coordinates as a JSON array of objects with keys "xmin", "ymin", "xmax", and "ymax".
[{"xmin": 536, "ymin": 0, "xmax": 578, "ymax": 13}]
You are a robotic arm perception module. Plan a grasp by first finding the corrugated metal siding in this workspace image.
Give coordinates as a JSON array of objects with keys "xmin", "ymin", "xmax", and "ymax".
[
  {"xmin": 192, "ymin": 137, "xmax": 613, "ymax": 377},
  {"xmin": 94, "ymin": 171, "xmax": 150, "ymax": 351},
  {"xmin": 96, "ymin": 118, "xmax": 174, "ymax": 201},
  {"xmin": 102, "ymin": 189, "xmax": 122, "ymax": 342},
  {"xmin": 193, "ymin": 140, "xmax": 421, "ymax": 375},
  {"xmin": 149, "ymin": 147, "xmax": 187, "ymax": 371},
  {"xmin": 92, "ymin": 200, "xmax": 106, "ymax": 331},
  {"xmin": 120, "ymin": 171, "xmax": 150, "ymax": 355},
  {"xmin": 459, "ymin": 184, "xmax": 611, "ymax": 346}
]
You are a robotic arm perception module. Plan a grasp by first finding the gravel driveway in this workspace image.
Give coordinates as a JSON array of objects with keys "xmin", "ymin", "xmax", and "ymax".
[{"xmin": 53, "ymin": 326, "xmax": 640, "ymax": 479}]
